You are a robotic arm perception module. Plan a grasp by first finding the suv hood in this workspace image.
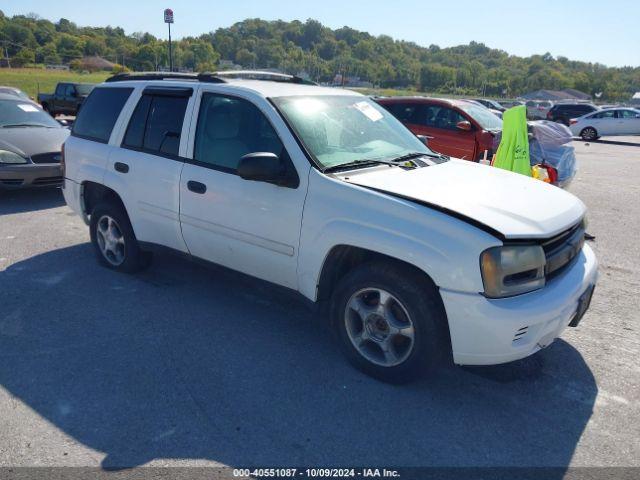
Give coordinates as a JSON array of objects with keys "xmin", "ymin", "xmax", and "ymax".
[{"xmin": 341, "ymin": 159, "xmax": 585, "ymax": 240}]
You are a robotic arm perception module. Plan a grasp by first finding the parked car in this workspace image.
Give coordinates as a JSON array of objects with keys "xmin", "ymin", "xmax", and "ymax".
[
  {"xmin": 499, "ymin": 100, "xmax": 525, "ymax": 109},
  {"xmin": 465, "ymin": 99, "xmax": 503, "ymax": 118},
  {"xmin": 526, "ymin": 100, "xmax": 554, "ymax": 120},
  {"xmin": 377, "ymin": 97, "xmax": 502, "ymax": 160},
  {"xmin": 472, "ymin": 98, "xmax": 506, "ymax": 112},
  {"xmin": 38, "ymin": 82, "xmax": 95, "ymax": 117},
  {"xmin": 0, "ymin": 94, "xmax": 69, "ymax": 188},
  {"xmin": 63, "ymin": 72, "xmax": 597, "ymax": 383},
  {"xmin": 0, "ymin": 86, "xmax": 31, "ymax": 100},
  {"xmin": 547, "ymin": 103, "xmax": 598, "ymax": 126},
  {"xmin": 569, "ymin": 108, "xmax": 640, "ymax": 140}
]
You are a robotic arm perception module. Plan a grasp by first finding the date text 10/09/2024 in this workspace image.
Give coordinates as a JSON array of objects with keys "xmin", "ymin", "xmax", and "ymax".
[{"xmin": 232, "ymin": 468, "xmax": 401, "ymax": 478}]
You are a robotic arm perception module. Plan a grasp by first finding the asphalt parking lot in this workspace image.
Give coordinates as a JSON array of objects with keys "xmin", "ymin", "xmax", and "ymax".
[{"xmin": 0, "ymin": 137, "xmax": 639, "ymax": 472}]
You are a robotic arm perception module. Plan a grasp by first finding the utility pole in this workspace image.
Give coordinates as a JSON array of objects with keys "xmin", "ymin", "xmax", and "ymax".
[{"xmin": 164, "ymin": 8, "xmax": 174, "ymax": 71}]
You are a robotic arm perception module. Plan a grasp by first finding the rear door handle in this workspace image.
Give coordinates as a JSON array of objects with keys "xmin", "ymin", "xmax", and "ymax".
[
  {"xmin": 187, "ymin": 180, "xmax": 207, "ymax": 194},
  {"xmin": 114, "ymin": 162, "xmax": 129, "ymax": 173}
]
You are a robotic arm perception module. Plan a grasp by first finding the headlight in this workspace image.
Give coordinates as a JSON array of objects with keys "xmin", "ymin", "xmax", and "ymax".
[
  {"xmin": 480, "ymin": 245, "xmax": 546, "ymax": 298},
  {"xmin": 0, "ymin": 150, "xmax": 28, "ymax": 164}
]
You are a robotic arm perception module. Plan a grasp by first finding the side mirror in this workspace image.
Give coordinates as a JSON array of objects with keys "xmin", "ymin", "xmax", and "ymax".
[
  {"xmin": 456, "ymin": 120, "xmax": 472, "ymax": 131},
  {"xmin": 238, "ymin": 152, "xmax": 286, "ymax": 186}
]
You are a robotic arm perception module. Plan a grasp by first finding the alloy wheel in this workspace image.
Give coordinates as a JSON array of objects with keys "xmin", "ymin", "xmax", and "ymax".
[
  {"xmin": 344, "ymin": 288, "xmax": 416, "ymax": 367},
  {"xmin": 95, "ymin": 215, "xmax": 126, "ymax": 266}
]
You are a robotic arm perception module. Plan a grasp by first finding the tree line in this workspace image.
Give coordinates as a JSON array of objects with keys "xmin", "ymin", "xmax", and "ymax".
[{"xmin": 1, "ymin": 12, "xmax": 638, "ymax": 100}]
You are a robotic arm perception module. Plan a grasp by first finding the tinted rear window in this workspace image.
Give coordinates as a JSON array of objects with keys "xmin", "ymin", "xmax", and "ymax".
[
  {"xmin": 122, "ymin": 93, "xmax": 189, "ymax": 157},
  {"xmin": 72, "ymin": 87, "xmax": 133, "ymax": 143}
]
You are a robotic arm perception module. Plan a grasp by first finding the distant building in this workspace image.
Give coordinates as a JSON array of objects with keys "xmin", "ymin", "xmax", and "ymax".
[{"xmin": 521, "ymin": 89, "xmax": 591, "ymax": 101}]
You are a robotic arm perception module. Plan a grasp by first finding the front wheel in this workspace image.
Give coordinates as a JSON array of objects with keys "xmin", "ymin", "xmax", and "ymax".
[
  {"xmin": 580, "ymin": 127, "xmax": 598, "ymax": 141},
  {"xmin": 330, "ymin": 261, "xmax": 449, "ymax": 383}
]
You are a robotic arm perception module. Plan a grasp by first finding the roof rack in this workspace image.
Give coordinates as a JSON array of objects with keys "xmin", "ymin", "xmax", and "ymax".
[
  {"xmin": 105, "ymin": 72, "xmax": 226, "ymax": 83},
  {"xmin": 105, "ymin": 70, "xmax": 317, "ymax": 85},
  {"xmin": 211, "ymin": 70, "xmax": 316, "ymax": 85}
]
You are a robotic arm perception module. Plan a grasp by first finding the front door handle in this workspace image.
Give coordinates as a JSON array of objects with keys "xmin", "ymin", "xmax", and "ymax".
[
  {"xmin": 114, "ymin": 162, "xmax": 129, "ymax": 173},
  {"xmin": 187, "ymin": 180, "xmax": 207, "ymax": 194}
]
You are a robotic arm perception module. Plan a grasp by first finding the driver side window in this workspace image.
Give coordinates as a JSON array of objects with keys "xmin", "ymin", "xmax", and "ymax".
[
  {"xmin": 422, "ymin": 106, "xmax": 465, "ymax": 130},
  {"xmin": 194, "ymin": 93, "xmax": 285, "ymax": 173},
  {"xmin": 593, "ymin": 111, "xmax": 615, "ymax": 119}
]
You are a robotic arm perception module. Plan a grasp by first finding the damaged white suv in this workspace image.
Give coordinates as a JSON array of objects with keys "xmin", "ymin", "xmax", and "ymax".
[{"xmin": 62, "ymin": 72, "xmax": 598, "ymax": 382}]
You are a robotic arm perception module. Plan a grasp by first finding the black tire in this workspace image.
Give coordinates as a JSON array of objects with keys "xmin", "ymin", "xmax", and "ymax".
[
  {"xmin": 330, "ymin": 260, "xmax": 449, "ymax": 383},
  {"xmin": 580, "ymin": 127, "xmax": 598, "ymax": 141},
  {"xmin": 89, "ymin": 202, "xmax": 151, "ymax": 273}
]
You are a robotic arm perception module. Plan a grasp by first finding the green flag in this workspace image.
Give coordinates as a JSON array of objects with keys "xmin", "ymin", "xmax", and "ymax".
[{"xmin": 493, "ymin": 105, "xmax": 531, "ymax": 176}]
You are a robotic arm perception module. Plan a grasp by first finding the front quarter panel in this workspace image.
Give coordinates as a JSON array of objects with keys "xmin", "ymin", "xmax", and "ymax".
[{"xmin": 298, "ymin": 168, "xmax": 502, "ymax": 301}]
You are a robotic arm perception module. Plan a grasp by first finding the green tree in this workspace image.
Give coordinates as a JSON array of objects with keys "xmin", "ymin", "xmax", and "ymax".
[{"xmin": 13, "ymin": 48, "xmax": 35, "ymax": 66}]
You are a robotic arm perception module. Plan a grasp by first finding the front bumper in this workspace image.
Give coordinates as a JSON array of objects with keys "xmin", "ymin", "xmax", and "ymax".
[
  {"xmin": 441, "ymin": 243, "xmax": 598, "ymax": 365},
  {"xmin": 0, "ymin": 163, "xmax": 63, "ymax": 189}
]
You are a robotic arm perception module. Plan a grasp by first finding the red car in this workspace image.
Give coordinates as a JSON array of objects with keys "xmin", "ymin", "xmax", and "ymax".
[{"xmin": 376, "ymin": 97, "xmax": 503, "ymax": 161}]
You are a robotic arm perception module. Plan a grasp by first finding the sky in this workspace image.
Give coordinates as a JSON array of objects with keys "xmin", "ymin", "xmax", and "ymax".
[{"xmin": 4, "ymin": 0, "xmax": 640, "ymax": 67}]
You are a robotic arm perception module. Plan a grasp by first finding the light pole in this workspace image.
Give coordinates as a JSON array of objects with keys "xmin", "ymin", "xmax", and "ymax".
[{"xmin": 164, "ymin": 8, "xmax": 174, "ymax": 71}]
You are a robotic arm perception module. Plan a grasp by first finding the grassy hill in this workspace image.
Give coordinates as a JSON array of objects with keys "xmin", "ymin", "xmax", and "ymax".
[
  {"xmin": 1, "ymin": 13, "xmax": 639, "ymax": 101},
  {"xmin": 0, "ymin": 68, "xmax": 110, "ymax": 98}
]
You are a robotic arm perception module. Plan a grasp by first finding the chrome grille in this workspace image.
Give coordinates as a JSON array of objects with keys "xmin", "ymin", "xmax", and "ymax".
[
  {"xmin": 542, "ymin": 222, "xmax": 585, "ymax": 280},
  {"xmin": 31, "ymin": 152, "xmax": 62, "ymax": 164}
]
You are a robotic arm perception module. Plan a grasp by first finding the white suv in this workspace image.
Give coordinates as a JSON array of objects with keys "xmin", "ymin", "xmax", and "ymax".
[{"xmin": 62, "ymin": 72, "xmax": 598, "ymax": 383}]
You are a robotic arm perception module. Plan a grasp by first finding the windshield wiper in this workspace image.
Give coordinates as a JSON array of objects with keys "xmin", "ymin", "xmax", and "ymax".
[
  {"xmin": 390, "ymin": 151, "xmax": 449, "ymax": 163},
  {"xmin": 323, "ymin": 158, "xmax": 410, "ymax": 173},
  {"xmin": 1, "ymin": 123, "xmax": 54, "ymax": 128}
]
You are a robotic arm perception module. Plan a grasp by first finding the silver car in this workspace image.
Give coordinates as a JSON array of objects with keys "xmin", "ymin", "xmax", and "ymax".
[{"xmin": 526, "ymin": 100, "xmax": 553, "ymax": 120}]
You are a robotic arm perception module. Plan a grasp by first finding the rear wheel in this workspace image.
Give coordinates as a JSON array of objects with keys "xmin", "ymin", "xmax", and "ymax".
[
  {"xmin": 580, "ymin": 127, "xmax": 598, "ymax": 141},
  {"xmin": 331, "ymin": 261, "xmax": 449, "ymax": 383},
  {"xmin": 90, "ymin": 203, "xmax": 151, "ymax": 273}
]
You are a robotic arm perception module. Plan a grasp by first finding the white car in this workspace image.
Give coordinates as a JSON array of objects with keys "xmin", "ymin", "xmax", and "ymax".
[
  {"xmin": 62, "ymin": 72, "xmax": 598, "ymax": 383},
  {"xmin": 570, "ymin": 107, "xmax": 640, "ymax": 140},
  {"xmin": 526, "ymin": 100, "xmax": 553, "ymax": 120}
]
